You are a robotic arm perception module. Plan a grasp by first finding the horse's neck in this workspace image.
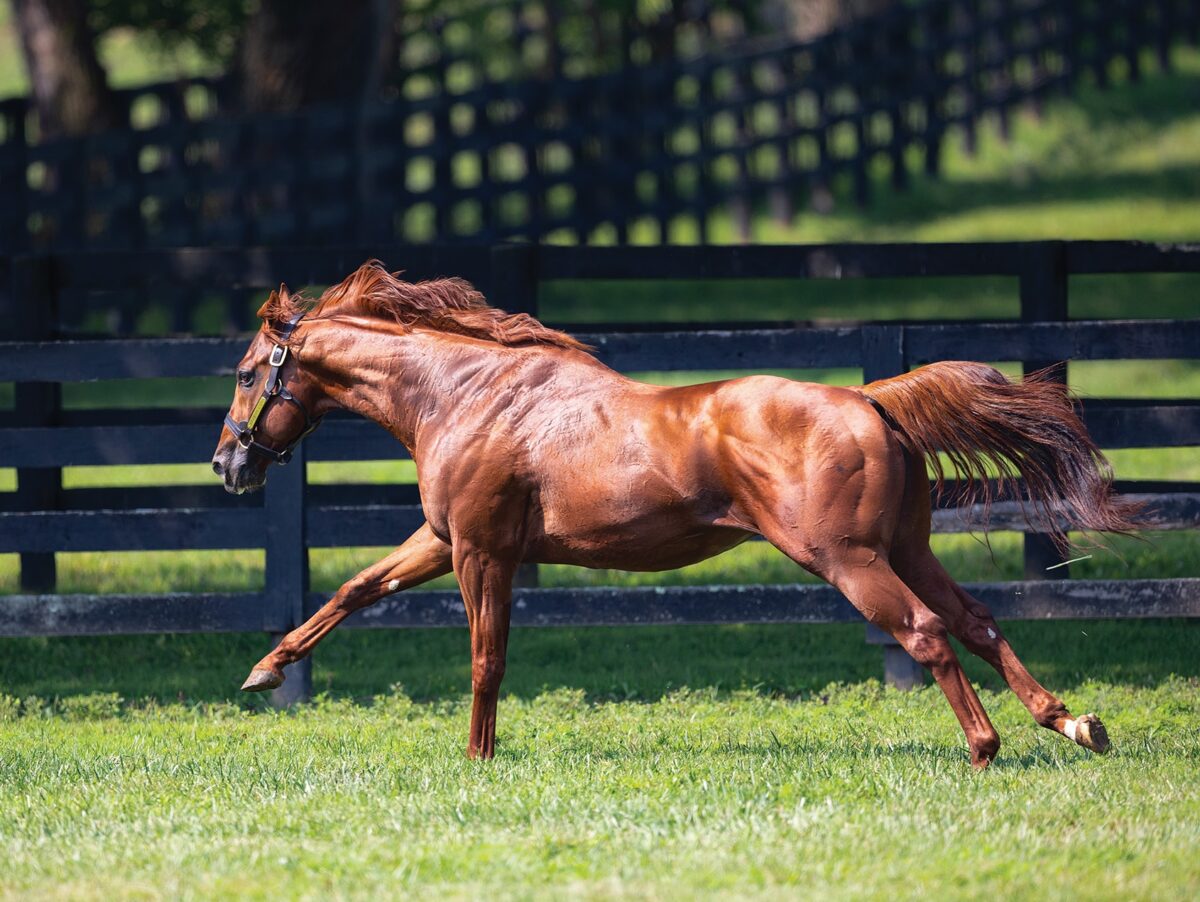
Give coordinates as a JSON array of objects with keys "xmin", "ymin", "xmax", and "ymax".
[{"xmin": 302, "ymin": 323, "xmax": 517, "ymax": 452}]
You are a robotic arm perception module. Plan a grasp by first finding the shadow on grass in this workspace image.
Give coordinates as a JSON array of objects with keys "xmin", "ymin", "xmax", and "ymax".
[{"xmin": 2, "ymin": 619, "xmax": 1197, "ymax": 705}]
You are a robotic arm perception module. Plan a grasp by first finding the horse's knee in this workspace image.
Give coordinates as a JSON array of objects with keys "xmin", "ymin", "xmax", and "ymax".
[
  {"xmin": 472, "ymin": 655, "xmax": 506, "ymax": 693},
  {"xmin": 334, "ymin": 575, "xmax": 377, "ymax": 613}
]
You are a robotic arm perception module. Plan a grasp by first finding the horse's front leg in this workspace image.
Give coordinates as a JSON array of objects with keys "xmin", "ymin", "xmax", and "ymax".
[
  {"xmin": 241, "ymin": 522, "xmax": 453, "ymax": 692},
  {"xmin": 452, "ymin": 540, "xmax": 517, "ymax": 759}
]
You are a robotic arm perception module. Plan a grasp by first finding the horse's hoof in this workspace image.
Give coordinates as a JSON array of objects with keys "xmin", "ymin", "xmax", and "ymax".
[
  {"xmin": 1073, "ymin": 713, "xmax": 1110, "ymax": 754},
  {"xmin": 241, "ymin": 668, "xmax": 283, "ymax": 692}
]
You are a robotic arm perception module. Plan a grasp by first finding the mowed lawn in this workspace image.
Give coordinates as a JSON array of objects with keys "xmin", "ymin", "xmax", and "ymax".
[{"xmin": 1, "ymin": 619, "xmax": 1199, "ymax": 900}]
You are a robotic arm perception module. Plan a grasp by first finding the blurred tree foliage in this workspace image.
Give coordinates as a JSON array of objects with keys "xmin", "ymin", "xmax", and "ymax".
[
  {"xmin": 88, "ymin": 0, "xmax": 252, "ymax": 65},
  {"xmin": 10, "ymin": 0, "xmax": 892, "ymax": 135}
]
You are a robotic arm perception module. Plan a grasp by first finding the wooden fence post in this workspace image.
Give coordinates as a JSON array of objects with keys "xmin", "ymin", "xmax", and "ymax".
[
  {"xmin": 861, "ymin": 324, "xmax": 924, "ymax": 689},
  {"xmin": 490, "ymin": 243, "xmax": 540, "ymax": 589},
  {"xmin": 265, "ymin": 441, "xmax": 311, "ymax": 706},
  {"xmin": 12, "ymin": 257, "xmax": 60, "ymax": 592},
  {"xmin": 2, "ymin": 103, "xmax": 31, "ymax": 254},
  {"xmin": 1019, "ymin": 241, "xmax": 1070, "ymax": 580}
]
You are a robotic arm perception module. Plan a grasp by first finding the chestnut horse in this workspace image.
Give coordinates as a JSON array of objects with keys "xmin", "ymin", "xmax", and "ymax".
[{"xmin": 213, "ymin": 262, "xmax": 1144, "ymax": 767}]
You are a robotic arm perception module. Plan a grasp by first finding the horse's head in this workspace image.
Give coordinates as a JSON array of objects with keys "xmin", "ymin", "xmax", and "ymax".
[{"xmin": 212, "ymin": 289, "xmax": 325, "ymax": 494}]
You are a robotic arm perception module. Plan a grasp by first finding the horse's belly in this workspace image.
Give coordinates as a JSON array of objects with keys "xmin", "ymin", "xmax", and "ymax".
[{"xmin": 529, "ymin": 507, "xmax": 752, "ymax": 571}]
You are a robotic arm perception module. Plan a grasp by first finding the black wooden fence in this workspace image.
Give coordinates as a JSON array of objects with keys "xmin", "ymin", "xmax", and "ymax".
[
  {"xmin": 2, "ymin": 0, "xmax": 1196, "ymax": 256},
  {"xmin": 1, "ymin": 240, "xmax": 1198, "ymax": 700}
]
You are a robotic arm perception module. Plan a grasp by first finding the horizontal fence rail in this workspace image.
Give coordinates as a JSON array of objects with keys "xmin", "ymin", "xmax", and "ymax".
[
  {"xmin": 0, "ymin": 240, "xmax": 1197, "ymax": 695},
  {"xmin": 4, "ymin": 580, "xmax": 1200, "ymax": 638}
]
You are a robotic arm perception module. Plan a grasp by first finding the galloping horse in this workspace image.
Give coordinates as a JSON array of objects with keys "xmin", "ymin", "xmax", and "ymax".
[{"xmin": 213, "ymin": 262, "xmax": 1144, "ymax": 767}]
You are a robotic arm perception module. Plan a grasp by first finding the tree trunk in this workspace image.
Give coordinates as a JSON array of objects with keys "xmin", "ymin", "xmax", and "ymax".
[
  {"xmin": 12, "ymin": 0, "xmax": 122, "ymax": 138},
  {"xmin": 236, "ymin": 0, "xmax": 394, "ymax": 113}
]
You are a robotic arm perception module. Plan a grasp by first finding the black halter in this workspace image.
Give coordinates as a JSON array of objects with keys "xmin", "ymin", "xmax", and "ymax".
[{"xmin": 223, "ymin": 313, "xmax": 322, "ymax": 465}]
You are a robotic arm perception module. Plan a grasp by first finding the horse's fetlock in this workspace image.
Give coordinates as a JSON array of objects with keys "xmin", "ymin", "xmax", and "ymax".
[
  {"xmin": 1035, "ymin": 703, "xmax": 1070, "ymax": 730},
  {"xmin": 974, "ymin": 731, "xmax": 1001, "ymax": 764}
]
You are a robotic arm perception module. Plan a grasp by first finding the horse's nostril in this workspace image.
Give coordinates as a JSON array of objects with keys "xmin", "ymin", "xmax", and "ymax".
[{"xmin": 212, "ymin": 460, "xmax": 224, "ymax": 477}]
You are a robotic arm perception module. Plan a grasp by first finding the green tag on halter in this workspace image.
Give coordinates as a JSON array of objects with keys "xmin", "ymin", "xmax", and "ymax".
[{"xmin": 246, "ymin": 393, "xmax": 270, "ymax": 430}]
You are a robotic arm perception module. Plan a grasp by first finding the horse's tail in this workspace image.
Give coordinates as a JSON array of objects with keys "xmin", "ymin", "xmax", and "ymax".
[{"xmin": 857, "ymin": 361, "xmax": 1147, "ymax": 550}]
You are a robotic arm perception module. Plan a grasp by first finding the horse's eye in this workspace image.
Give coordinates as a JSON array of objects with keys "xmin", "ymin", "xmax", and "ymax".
[{"xmin": 237, "ymin": 370, "xmax": 255, "ymax": 387}]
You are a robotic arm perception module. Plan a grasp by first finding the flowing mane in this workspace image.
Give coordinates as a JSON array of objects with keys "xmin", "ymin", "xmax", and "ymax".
[{"xmin": 258, "ymin": 260, "xmax": 590, "ymax": 353}]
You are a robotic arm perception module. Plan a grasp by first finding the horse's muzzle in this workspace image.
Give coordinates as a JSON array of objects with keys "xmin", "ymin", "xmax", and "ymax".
[{"xmin": 212, "ymin": 444, "xmax": 266, "ymax": 495}]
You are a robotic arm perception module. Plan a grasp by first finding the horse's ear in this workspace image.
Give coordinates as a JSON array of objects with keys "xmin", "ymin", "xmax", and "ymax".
[
  {"xmin": 256, "ymin": 283, "xmax": 291, "ymax": 321},
  {"xmin": 256, "ymin": 290, "xmax": 277, "ymax": 321}
]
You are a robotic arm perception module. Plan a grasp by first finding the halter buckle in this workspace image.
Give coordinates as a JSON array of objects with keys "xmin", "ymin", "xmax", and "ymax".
[{"xmin": 269, "ymin": 345, "xmax": 288, "ymax": 367}]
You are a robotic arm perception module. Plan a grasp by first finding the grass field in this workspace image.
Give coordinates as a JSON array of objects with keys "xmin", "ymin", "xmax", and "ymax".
[{"xmin": 1, "ymin": 621, "xmax": 1199, "ymax": 899}]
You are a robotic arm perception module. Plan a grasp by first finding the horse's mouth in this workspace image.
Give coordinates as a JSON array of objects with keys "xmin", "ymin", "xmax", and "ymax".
[{"xmin": 224, "ymin": 476, "xmax": 265, "ymax": 495}]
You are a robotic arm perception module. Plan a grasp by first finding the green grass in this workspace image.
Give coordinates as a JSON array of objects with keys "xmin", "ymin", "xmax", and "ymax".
[{"xmin": 0, "ymin": 621, "xmax": 1198, "ymax": 899}]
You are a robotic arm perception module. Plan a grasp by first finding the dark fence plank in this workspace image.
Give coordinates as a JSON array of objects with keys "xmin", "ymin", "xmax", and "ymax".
[
  {"xmin": 307, "ymin": 421, "xmax": 410, "ymax": 462},
  {"xmin": 347, "ymin": 584, "xmax": 859, "ymax": 628},
  {"xmin": 0, "ymin": 483, "xmax": 421, "ymax": 512},
  {"xmin": 1066, "ymin": 241, "xmax": 1200, "ymax": 274},
  {"xmin": 0, "ymin": 593, "xmax": 278, "ymax": 636},
  {"xmin": 538, "ymin": 242, "xmax": 1033, "ymax": 280},
  {"xmin": 338, "ymin": 578, "xmax": 1200, "ymax": 629},
  {"xmin": 582, "ymin": 327, "xmax": 863, "ymax": 371},
  {"xmin": 3, "ymin": 578, "xmax": 1196, "ymax": 638},
  {"xmin": 906, "ymin": 320, "xmax": 1200, "ymax": 363},
  {"xmin": 1, "ymin": 424, "xmax": 221, "ymax": 467},
  {"xmin": 0, "ymin": 509, "xmax": 266, "ymax": 552},
  {"xmin": 975, "ymin": 578, "xmax": 1200, "ymax": 620},
  {"xmin": 306, "ymin": 505, "xmax": 428, "ymax": 547},
  {"xmin": 1083, "ymin": 401, "xmax": 1200, "ymax": 448},
  {"xmin": 0, "ymin": 338, "xmax": 244, "ymax": 382},
  {"xmin": 3, "ymin": 320, "xmax": 1195, "ymax": 388},
  {"xmin": 931, "ymin": 494, "xmax": 1200, "ymax": 533}
]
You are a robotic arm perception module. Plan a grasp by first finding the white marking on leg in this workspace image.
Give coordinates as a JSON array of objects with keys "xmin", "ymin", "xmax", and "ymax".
[
  {"xmin": 387, "ymin": 579, "xmax": 401, "ymax": 592},
  {"xmin": 987, "ymin": 628, "xmax": 997, "ymax": 639},
  {"xmin": 1063, "ymin": 719, "xmax": 1078, "ymax": 742}
]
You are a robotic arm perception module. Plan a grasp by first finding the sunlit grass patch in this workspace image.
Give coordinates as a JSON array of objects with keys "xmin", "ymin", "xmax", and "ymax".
[
  {"xmin": 0, "ymin": 675, "xmax": 1196, "ymax": 898},
  {"xmin": 0, "ymin": 549, "xmax": 264, "ymax": 596}
]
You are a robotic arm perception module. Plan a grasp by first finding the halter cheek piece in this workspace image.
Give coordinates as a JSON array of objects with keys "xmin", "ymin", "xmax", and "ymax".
[{"xmin": 223, "ymin": 313, "xmax": 323, "ymax": 465}]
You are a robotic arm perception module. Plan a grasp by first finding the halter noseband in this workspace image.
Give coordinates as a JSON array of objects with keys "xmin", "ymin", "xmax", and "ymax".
[{"xmin": 223, "ymin": 313, "xmax": 322, "ymax": 465}]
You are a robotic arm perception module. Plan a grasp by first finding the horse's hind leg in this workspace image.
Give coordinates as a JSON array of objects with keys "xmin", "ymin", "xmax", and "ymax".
[
  {"xmin": 828, "ymin": 558, "xmax": 1003, "ymax": 767},
  {"xmin": 241, "ymin": 522, "xmax": 453, "ymax": 692},
  {"xmin": 763, "ymin": 524, "xmax": 1002, "ymax": 767},
  {"xmin": 893, "ymin": 546, "xmax": 1110, "ymax": 754}
]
